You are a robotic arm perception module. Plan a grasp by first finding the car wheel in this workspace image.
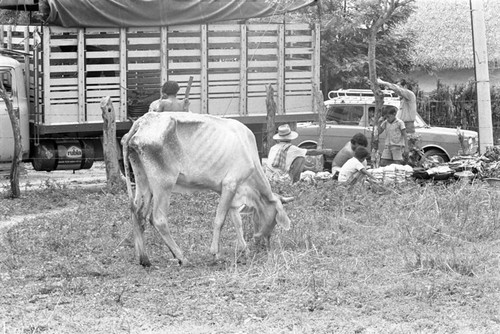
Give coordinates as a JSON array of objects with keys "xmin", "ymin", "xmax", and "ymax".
[{"xmin": 424, "ymin": 149, "xmax": 449, "ymax": 164}]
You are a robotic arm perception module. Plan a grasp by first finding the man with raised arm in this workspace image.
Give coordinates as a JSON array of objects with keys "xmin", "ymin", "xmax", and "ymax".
[{"xmin": 377, "ymin": 78, "xmax": 416, "ymax": 134}]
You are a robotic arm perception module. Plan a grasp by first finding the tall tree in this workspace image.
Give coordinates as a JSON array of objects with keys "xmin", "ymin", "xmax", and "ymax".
[
  {"xmin": 361, "ymin": 0, "xmax": 415, "ymax": 152},
  {"xmin": 361, "ymin": 0, "xmax": 415, "ymax": 107},
  {"xmin": 285, "ymin": 0, "xmax": 415, "ymax": 94},
  {"xmin": 286, "ymin": 0, "xmax": 416, "ymax": 161}
]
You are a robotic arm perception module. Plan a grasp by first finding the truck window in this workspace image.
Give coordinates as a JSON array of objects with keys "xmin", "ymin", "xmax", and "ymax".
[
  {"xmin": 326, "ymin": 105, "xmax": 364, "ymax": 125},
  {"xmin": 0, "ymin": 71, "xmax": 12, "ymax": 96}
]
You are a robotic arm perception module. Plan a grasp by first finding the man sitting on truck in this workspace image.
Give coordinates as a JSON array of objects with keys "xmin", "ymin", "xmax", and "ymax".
[{"xmin": 149, "ymin": 81, "xmax": 190, "ymax": 112}]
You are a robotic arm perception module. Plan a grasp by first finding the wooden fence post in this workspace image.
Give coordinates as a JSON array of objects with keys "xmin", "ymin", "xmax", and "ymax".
[
  {"xmin": 265, "ymin": 84, "xmax": 277, "ymax": 157},
  {"xmin": 1, "ymin": 87, "xmax": 21, "ymax": 198},
  {"xmin": 101, "ymin": 96, "xmax": 124, "ymax": 190},
  {"xmin": 313, "ymin": 83, "xmax": 326, "ymax": 171}
]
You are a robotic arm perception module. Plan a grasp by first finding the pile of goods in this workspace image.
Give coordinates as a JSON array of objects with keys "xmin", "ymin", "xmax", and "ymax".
[
  {"xmin": 297, "ymin": 146, "xmax": 500, "ymax": 186},
  {"xmin": 410, "ymin": 145, "xmax": 500, "ymax": 182},
  {"xmin": 370, "ymin": 164, "xmax": 414, "ymax": 184},
  {"xmin": 300, "ymin": 171, "xmax": 333, "ymax": 184}
]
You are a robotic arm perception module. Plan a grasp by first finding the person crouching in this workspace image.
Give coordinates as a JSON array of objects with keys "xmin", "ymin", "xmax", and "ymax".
[{"xmin": 338, "ymin": 146, "xmax": 378, "ymax": 186}]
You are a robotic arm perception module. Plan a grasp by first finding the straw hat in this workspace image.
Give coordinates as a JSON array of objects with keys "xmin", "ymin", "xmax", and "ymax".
[{"xmin": 273, "ymin": 124, "xmax": 298, "ymax": 141}]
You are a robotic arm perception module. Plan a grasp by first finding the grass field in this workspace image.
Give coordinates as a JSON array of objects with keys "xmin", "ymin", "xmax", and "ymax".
[{"xmin": 0, "ymin": 179, "xmax": 499, "ymax": 333}]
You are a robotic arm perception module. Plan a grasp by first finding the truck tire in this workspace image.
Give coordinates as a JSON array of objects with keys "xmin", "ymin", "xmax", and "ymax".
[{"xmin": 424, "ymin": 149, "xmax": 449, "ymax": 163}]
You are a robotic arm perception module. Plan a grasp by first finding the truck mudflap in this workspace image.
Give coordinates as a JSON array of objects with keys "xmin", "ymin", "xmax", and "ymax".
[{"xmin": 32, "ymin": 139, "xmax": 94, "ymax": 171}]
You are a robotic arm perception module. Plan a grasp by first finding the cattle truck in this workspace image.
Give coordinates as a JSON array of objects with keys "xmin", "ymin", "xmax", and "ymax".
[{"xmin": 0, "ymin": 21, "xmax": 320, "ymax": 171}]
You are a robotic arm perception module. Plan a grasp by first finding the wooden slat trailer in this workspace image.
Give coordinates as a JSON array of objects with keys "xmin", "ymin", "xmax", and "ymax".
[{"xmin": 0, "ymin": 23, "xmax": 320, "ymax": 171}]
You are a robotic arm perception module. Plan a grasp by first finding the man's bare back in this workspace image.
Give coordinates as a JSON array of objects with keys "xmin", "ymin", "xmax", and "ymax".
[{"xmin": 157, "ymin": 97, "xmax": 189, "ymax": 112}]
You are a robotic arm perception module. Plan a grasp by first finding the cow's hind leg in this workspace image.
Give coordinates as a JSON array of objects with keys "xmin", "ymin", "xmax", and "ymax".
[
  {"xmin": 131, "ymin": 189, "xmax": 153, "ymax": 267},
  {"xmin": 150, "ymin": 184, "xmax": 188, "ymax": 265}
]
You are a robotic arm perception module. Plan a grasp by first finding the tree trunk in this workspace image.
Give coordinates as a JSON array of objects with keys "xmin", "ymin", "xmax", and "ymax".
[
  {"xmin": 368, "ymin": 26, "xmax": 384, "ymax": 168},
  {"xmin": 101, "ymin": 96, "xmax": 124, "ymax": 190},
  {"xmin": 314, "ymin": 83, "xmax": 326, "ymax": 171},
  {"xmin": 265, "ymin": 84, "xmax": 277, "ymax": 156},
  {"xmin": 1, "ymin": 88, "xmax": 21, "ymax": 198}
]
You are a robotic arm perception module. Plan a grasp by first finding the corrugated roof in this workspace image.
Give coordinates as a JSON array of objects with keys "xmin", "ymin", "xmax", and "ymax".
[{"xmin": 401, "ymin": 0, "xmax": 500, "ymax": 70}]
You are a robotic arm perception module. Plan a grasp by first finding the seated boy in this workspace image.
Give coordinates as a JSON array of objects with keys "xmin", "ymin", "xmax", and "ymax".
[
  {"xmin": 149, "ymin": 81, "xmax": 190, "ymax": 112},
  {"xmin": 331, "ymin": 133, "xmax": 368, "ymax": 178},
  {"xmin": 338, "ymin": 146, "xmax": 378, "ymax": 186}
]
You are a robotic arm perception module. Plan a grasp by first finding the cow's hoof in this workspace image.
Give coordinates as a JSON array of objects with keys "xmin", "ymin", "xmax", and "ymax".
[
  {"xmin": 179, "ymin": 258, "xmax": 191, "ymax": 267},
  {"xmin": 209, "ymin": 254, "xmax": 224, "ymax": 266},
  {"xmin": 139, "ymin": 256, "xmax": 151, "ymax": 268}
]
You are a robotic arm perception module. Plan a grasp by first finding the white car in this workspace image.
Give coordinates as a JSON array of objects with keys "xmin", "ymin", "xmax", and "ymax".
[{"xmin": 293, "ymin": 89, "xmax": 478, "ymax": 169}]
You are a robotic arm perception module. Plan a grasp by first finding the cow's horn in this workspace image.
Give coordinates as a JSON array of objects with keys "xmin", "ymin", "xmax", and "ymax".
[{"xmin": 279, "ymin": 195, "xmax": 295, "ymax": 203}]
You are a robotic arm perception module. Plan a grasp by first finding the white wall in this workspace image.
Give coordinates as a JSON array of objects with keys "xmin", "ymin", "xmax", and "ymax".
[{"xmin": 411, "ymin": 68, "xmax": 500, "ymax": 92}]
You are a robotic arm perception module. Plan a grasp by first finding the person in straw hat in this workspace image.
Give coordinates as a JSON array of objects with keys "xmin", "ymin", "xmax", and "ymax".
[{"xmin": 265, "ymin": 124, "xmax": 333, "ymax": 183}]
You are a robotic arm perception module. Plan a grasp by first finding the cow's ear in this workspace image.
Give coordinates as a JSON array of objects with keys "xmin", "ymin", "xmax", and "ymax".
[
  {"xmin": 275, "ymin": 205, "xmax": 291, "ymax": 230},
  {"xmin": 279, "ymin": 195, "xmax": 294, "ymax": 204}
]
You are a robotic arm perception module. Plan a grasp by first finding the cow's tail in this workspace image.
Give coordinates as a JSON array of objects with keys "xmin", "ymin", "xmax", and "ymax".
[{"xmin": 122, "ymin": 120, "xmax": 141, "ymax": 204}]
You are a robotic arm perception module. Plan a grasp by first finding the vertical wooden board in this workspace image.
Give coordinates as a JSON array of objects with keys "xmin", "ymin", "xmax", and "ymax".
[
  {"xmin": 277, "ymin": 23, "xmax": 285, "ymax": 115},
  {"xmin": 77, "ymin": 29, "xmax": 85, "ymax": 122},
  {"xmin": 42, "ymin": 26, "xmax": 51, "ymax": 124},
  {"xmin": 160, "ymin": 26, "xmax": 168, "ymax": 84},
  {"xmin": 200, "ymin": 24, "xmax": 208, "ymax": 114},
  {"xmin": 239, "ymin": 24, "xmax": 247, "ymax": 116},
  {"xmin": 119, "ymin": 27, "xmax": 127, "ymax": 121},
  {"xmin": 312, "ymin": 23, "xmax": 321, "ymax": 114},
  {"xmin": 6, "ymin": 25, "xmax": 12, "ymax": 49}
]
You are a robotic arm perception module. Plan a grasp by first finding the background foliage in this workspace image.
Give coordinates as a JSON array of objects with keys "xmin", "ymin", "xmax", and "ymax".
[{"xmin": 417, "ymin": 81, "xmax": 500, "ymax": 142}]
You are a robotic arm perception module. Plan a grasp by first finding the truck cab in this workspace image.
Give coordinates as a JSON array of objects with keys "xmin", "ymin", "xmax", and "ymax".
[{"xmin": 0, "ymin": 55, "xmax": 29, "ymax": 166}]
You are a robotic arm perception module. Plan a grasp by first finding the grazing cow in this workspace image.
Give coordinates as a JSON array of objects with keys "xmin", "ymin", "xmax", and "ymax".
[{"xmin": 122, "ymin": 112, "xmax": 292, "ymax": 267}]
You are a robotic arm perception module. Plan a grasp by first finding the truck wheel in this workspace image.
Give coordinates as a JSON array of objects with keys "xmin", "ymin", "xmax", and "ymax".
[{"xmin": 424, "ymin": 149, "xmax": 449, "ymax": 163}]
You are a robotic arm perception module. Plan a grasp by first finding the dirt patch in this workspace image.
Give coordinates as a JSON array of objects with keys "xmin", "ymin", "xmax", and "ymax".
[{"xmin": 0, "ymin": 162, "xmax": 107, "ymax": 191}]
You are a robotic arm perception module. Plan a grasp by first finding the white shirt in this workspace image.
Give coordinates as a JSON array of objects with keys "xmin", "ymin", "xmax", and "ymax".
[{"xmin": 338, "ymin": 157, "xmax": 366, "ymax": 183}]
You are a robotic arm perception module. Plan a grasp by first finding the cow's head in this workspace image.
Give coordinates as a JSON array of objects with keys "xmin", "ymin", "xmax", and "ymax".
[{"xmin": 253, "ymin": 194, "xmax": 293, "ymax": 247}]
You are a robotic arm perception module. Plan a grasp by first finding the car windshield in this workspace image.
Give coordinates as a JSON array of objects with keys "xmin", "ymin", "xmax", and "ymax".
[
  {"xmin": 325, "ymin": 105, "xmax": 364, "ymax": 125},
  {"xmin": 414, "ymin": 113, "xmax": 428, "ymax": 127}
]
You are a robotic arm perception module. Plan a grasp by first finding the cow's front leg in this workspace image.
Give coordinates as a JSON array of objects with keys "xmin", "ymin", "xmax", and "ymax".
[
  {"xmin": 210, "ymin": 182, "xmax": 236, "ymax": 259},
  {"xmin": 228, "ymin": 208, "xmax": 249, "ymax": 257}
]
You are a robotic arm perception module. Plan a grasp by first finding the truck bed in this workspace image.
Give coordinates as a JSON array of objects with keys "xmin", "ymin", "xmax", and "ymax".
[{"xmin": 1, "ymin": 23, "xmax": 320, "ymax": 132}]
